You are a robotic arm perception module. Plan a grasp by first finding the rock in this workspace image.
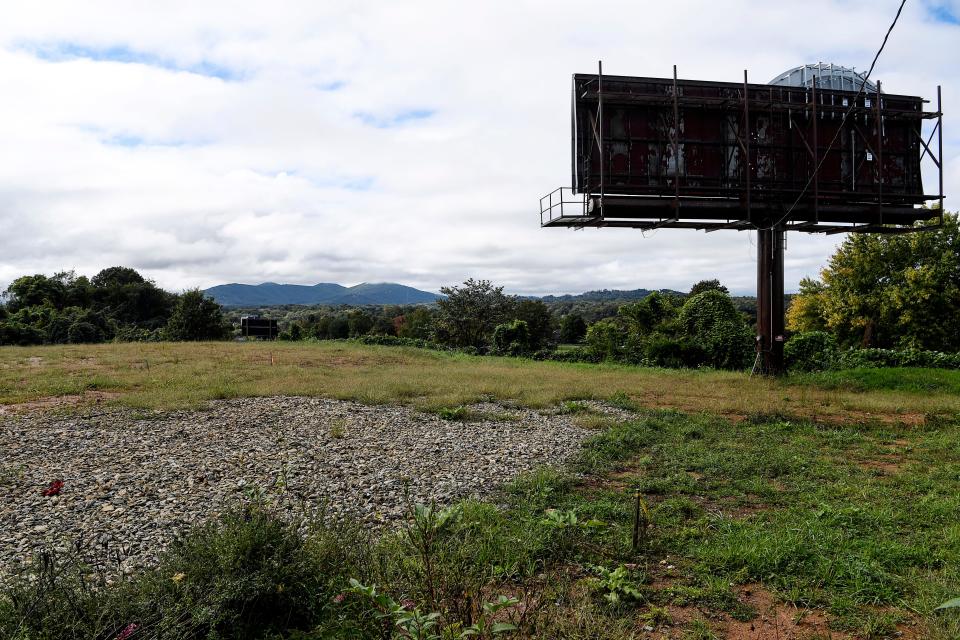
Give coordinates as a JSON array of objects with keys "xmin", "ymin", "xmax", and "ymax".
[{"xmin": 0, "ymin": 396, "xmax": 627, "ymax": 581}]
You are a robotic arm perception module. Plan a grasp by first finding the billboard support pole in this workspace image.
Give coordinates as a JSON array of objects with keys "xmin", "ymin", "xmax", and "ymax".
[{"xmin": 757, "ymin": 225, "xmax": 785, "ymax": 375}]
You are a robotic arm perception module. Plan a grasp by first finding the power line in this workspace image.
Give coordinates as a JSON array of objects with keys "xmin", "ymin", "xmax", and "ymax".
[{"xmin": 760, "ymin": 0, "xmax": 908, "ymax": 231}]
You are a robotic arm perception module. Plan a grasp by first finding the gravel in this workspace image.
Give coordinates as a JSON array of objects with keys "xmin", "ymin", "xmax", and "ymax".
[{"xmin": 0, "ymin": 396, "xmax": 626, "ymax": 579}]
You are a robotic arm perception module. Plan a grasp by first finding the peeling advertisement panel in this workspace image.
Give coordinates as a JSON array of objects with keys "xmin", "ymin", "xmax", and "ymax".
[{"xmin": 572, "ymin": 73, "xmax": 930, "ymax": 207}]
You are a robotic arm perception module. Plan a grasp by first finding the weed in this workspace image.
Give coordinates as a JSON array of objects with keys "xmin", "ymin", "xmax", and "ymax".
[
  {"xmin": 639, "ymin": 604, "xmax": 672, "ymax": 627},
  {"xmin": 589, "ymin": 564, "xmax": 645, "ymax": 605},
  {"xmin": 683, "ymin": 618, "xmax": 718, "ymax": 640},
  {"xmin": 436, "ymin": 406, "xmax": 473, "ymax": 421},
  {"xmin": 0, "ymin": 464, "xmax": 25, "ymax": 487},
  {"xmin": 329, "ymin": 418, "xmax": 347, "ymax": 438},
  {"xmin": 608, "ymin": 391, "xmax": 638, "ymax": 411},
  {"xmin": 558, "ymin": 400, "xmax": 595, "ymax": 415}
]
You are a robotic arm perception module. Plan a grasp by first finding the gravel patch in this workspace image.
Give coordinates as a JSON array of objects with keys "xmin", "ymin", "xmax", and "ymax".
[{"xmin": 0, "ymin": 396, "xmax": 628, "ymax": 578}]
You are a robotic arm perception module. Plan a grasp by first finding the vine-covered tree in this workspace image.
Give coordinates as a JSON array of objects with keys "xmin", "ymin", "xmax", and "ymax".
[{"xmin": 688, "ymin": 279, "xmax": 729, "ymax": 297}]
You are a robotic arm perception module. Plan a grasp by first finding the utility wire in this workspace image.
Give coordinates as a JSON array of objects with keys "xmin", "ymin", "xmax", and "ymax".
[{"xmin": 759, "ymin": 0, "xmax": 908, "ymax": 231}]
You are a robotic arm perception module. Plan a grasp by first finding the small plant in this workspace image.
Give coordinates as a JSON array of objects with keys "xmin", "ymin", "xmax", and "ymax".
[
  {"xmin": 329, "ymin": 418, "xmax": 347, "ymax": 439},
  {"xmin": 683, "ymin": 619, "xmax": 718, "ymax": 640},
  {"xmin": 558, "ymin": 400, "xmax": 594, "ymax": 415},
  {"xmin": 404, "ymin": 503, "xmax": 463, "ymax": 610},
  {"xmin": 608, "ymin": 391, "xmax": 637, "ymax": 411},
  {"xmin": 639, "ymin": 605, "xmax": 672, "ymax": 627},
  {"xmin": 589, "ymin": 564, "xmax": 644, "ymax": 605},
  {"xmin": 348, "ymin": 580, "xmax": 518, "ymax": 639},
  {"xmin": 0, "ymin": 464, "xmax": 26, "ymax": 487},
  {"xmin": 437, "ymin": 406, "xmax": 472, "ymax": 421}
]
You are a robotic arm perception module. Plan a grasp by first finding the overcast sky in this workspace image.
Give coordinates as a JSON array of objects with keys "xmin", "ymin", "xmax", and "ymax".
[{"xmin": 0, "ymin": 1, "xmax": 957, "ymax": 296}]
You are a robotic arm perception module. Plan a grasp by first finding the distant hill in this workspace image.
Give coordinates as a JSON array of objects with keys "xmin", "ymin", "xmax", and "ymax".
[
  {"xmin": 536, "ymin": 288, "xmax": 684, "ymax": 303},
  {"xmin": 204, "ymin": 281, "xmax": 441, "ymax": 307}
]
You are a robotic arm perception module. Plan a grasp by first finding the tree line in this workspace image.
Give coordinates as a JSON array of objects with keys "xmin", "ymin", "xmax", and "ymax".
[
  {"xmin": 3, "ymin": 213, "xmax": 956, "ymax": 373},
  {"xmin": 0, "ymin": 267, "xmax": 229, "ymax": 345}
]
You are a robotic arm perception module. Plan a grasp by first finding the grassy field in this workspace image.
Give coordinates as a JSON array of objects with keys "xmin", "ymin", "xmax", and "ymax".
[
  {"xmin": 3, "ymin": 340, "xmax": 960, "ymax": 638},
  {"xmin": 2, "ymin": 341, "xmax": 960, "ymax": 423}
]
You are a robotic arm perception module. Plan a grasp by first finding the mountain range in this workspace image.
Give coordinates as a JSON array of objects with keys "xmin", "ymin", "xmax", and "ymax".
[
  {"xmin": 205, "ymin": 282, "xmax": 699, "ymax": 308},
  {"xmin": 204, "ymin": 282, "xmax": 442, "ymax": 307}
]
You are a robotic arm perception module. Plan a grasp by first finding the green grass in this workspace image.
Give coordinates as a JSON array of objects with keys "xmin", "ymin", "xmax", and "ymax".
[
  {"xmin": 4, "ymin": 409, "xmax": 960, "ymax": 638},
  {"xmin": 4, "ymin": 342, "xmax": 960, "ymax": 637},
  {"xmin": 2, "ymin": 342, "xmax": 960, "ymax": 424},
  {"xmin": 791, "ymin": 366, "xmax": 960, "ymax": 394}
]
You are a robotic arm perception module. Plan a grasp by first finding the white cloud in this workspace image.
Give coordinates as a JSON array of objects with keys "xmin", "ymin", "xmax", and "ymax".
[{"xmin": 0, "ymin": 0, "xmax": 956, "ymax": 296}]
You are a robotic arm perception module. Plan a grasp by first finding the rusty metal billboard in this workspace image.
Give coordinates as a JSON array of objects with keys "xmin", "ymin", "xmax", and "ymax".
[{"xmin": 544, "ymin": 70, "xmax": 943, "ymax": 233}]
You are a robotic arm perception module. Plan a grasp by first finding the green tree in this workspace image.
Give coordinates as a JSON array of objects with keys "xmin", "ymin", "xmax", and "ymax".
[
  {"xmin": 4, "ymin": 274, "xmax": 67, "ymax": 311},
  {"xmin": 558, "ymin": 313, "xmax": 587, "ymax": 343},
  {"xmin": 165, "ymin": 290, "xmax": 230, "ymax": 341},
  {"xmin": 689, "ymin": 279, "xmax": 729, "ymax": 297},
  {"xmin": 434, "ymin": 279, "xmax": 512, "ymax": 351},
  {"xmin": 788, "ymin": 213, "xmax": 960, "ymax": 350},
  {"xmin": 678, "ymin": 290, "xmax": 753, "ymax": 370},
  {"xmin": 510, "ymin": 299, "xmax": 554, "ymax": 350},
  {"xmin": 347, "ymin": 309, "xmax": 374, "ymax": 337},
  {"xmin": 785, "ymin": 277, "xmax": 828, "ymax": 333},
  {"xmin": 328, "ymin": 316, "xmax": 350, "ymax": 339},
  {"xmin": 91, "ymin": 267, "xmax": 175, "ymax": 328},
  {"xmin": 585, "ymin": 319, "xmax": 627, "ymax": 361},
  {"xmin": 617, "ymin": 292, "xmax": 677, "ymax": 336},
  {"xmin": 397, "ymin": 307, "xmax": 434, "ymax": 340}
]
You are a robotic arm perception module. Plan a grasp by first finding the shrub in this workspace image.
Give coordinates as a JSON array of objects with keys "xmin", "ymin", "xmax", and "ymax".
[
  {"xmin": 492, "ymin": 319, "xmax": 532, "ymax": 356},
  {"xmin": 67, "ymin": 321, "xmax": 103, "ymax": 344},
  {"xmin": 678, "ymin": 291, "xmax": 753, "ymax": 370},
  {"xmin": 836, "ymin": 347, "xmax": 960, "ymax": 370},
  {"xmin": 784, "ymin": 331, "xmax": 839, "ymax": 372},
  {"xmin": 585, "ymin": 319, "xmax": 627, "ymax": 361},
  {"xmin": 644, "ymin": 334, "xmax": 708, "ymax": 368},
  {"xmin": 0, "ymin": 321, "xmax": 45, "ymax": 346}
]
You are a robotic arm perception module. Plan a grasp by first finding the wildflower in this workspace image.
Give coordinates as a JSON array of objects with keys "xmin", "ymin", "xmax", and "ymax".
[
  {"xmin": 333, "ymin": 593, "xmax": 345, "ymax": 604},
  {"xmin": 41, "ymin": 480, "xmax": 64, "ymax": 497},
  {"xmin": 171, "ymin": 572, "xmax": 186, "ymax": 584},
  {"xmin": 115, "ymin": 623, "xmax": 138, "ymax": 640}
]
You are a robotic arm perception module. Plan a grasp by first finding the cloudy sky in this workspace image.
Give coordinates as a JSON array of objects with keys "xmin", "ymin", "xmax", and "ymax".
[{"xmin": 0, "ymin": 1, "xmax": 956, "ymax": 296}]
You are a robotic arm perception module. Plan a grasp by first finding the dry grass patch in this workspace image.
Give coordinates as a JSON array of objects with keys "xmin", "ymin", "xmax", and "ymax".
[{"xmin": 2, "ymin": 342, "xmax": 959, "ymax": 424}]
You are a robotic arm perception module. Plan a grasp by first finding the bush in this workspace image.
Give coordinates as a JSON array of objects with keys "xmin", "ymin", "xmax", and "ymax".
[
  {"xmin": 351, "ymin": 334, "xmax": 444, "ymax": 350},
  {"xmin": 492, "ymin": 319, "xmax": 532, "ymax": 356},
  {"xmin": 644, "ymin": 334, "xmax": 708, "ymax": 368},
  {"xmin": 67, "ymin": 321, "xmax": 103, "ymax": 344},
  {"xmin": 836, "ymin": 347, "xmax": 960, "ymax": 370},
  {"xmin": 0, "ymin": 321, "xmax": 45, "ymax": 345},
  {"xmin": 0, "ymin": 506, "xmax": 366, "ymax": 640},
  {"xmin": 678, "ymin": 291, "xmax": 753, "ymax": 370},
  {"xmin": 784, "ymin": 331, "xmax": 839, "ymax": 372},
  {"xmin": 585, "ymin": 319, "xmax": 627, "ymax": 361}
]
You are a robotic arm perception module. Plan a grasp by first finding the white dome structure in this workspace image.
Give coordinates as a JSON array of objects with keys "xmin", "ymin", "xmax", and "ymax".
[{"xmin": 768, "ymin": 63, "xmax": 878, "ymax": 93}]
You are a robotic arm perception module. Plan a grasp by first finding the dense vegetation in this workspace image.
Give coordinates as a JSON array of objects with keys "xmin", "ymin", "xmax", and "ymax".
[{"xmin": 0, "ymin": 268, "xmax": 229, "ymax": 345}]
